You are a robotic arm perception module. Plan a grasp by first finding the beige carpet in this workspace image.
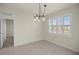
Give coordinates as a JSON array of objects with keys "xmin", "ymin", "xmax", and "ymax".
[{"xmin": 0, "ymin": 40, "xmax": 78, "ymax": 55}]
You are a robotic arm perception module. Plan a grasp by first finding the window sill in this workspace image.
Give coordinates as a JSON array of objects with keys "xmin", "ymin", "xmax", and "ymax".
[{"xmin": 49, "ymin": 32, "xmax": 72, "ymax": 39}]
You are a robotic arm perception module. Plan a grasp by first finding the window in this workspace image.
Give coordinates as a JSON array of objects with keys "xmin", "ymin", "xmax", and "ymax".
[
  {"xmin": 49, "ymin": 19, "xmax": 53, "ymax": 33},
  {"xmin": 63, "ymin": 16, "xmax": 71, "ymax": 35},
  {"xmin": 57, "ymin": 16, "xmax": 63, "ymax": 34},
  {"xmin": 52, "ymin": 17, "xmax": 57, "ymax": 33},
  {"xmin": 49, "ymin": 15, "xmax": 71, "ymax": 35}
]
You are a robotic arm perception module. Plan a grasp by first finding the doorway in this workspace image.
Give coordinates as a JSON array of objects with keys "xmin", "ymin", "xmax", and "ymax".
[{"xmin": 2, "ymin": 19, "xmax": 14, "ymax": 48}]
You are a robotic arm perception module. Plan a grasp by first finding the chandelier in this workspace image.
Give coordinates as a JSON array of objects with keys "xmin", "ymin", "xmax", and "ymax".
[{"xmin": 34, "ymin": 3, "xmax": 47, "ymax": 22}]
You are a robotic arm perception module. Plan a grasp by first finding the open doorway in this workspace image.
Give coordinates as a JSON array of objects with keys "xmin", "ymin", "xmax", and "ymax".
[{"xmin": 2, "ymin": 19, "xmax": 14, "ymax": 48}]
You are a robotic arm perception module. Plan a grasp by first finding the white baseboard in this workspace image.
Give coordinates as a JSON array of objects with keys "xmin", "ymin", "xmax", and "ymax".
[{"xmin": 14, "ymin": 39, "xmax": 42, "ymax": 47}]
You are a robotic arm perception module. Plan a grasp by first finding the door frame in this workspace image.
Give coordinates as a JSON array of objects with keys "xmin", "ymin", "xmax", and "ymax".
[{"xmin": 0, "ymin": 13, "xmax": 15, "ymax": 48}]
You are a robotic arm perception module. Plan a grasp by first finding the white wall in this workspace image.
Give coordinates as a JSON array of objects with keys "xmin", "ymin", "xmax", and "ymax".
[
  {"xmin": 1, "ymin": 19, "xmax": 6, "ymax": 47},
  {"xmin": 44, "ymin": 5, "xmax": 79, "ymax": 52},
  {"xmin": 14, "ymin": 13, "xmax": 43, "ymax": 46},
  {"xmin": 0, "ymin": 6, "xmax": 43, "ymax": 47}
]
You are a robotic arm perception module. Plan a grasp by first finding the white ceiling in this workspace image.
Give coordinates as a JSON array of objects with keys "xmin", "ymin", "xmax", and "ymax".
[{"xmin": 0, "ymin": 3, "xmax": 77, "ymax": 15}]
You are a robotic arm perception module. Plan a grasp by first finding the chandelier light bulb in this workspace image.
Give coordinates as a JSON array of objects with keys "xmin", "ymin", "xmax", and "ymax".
[
  {"xmin": 42, "ymin": 17, "xmax": 45, "ymax": 21},
  {"xmin": 38, "ymin": 17, "xmax": 40, "ymax": 21},
  {"xmin": 34, "ymin": 18, "xmax": 36, "ymax": 21},
  {"xmin": 36, "ymin": 17, "xmax": 39, "ymax": 20},
  {"xmin": 34, "ymin": 16, "xmax": 36, "ymax": 21}
]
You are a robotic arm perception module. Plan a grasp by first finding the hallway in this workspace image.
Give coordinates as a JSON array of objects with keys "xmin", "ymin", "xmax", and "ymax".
[{"xmin": 2, "ymin": 36, "xmax": 14, "ymax": 48}]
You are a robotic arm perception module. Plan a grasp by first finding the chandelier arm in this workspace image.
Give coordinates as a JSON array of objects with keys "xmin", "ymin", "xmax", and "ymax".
[
  {"xmin": 39, "ymin": 3, "xmax": 41, "ymax": 16},
  {"xmin": 43, "ymin": 7, "xmax": 46, "ymax": 16},
  {"xmin": 42, "ymin": 4, "xmax": 46, "ymax": 16},
  {"xmin": 40, "ymin": 4, "xmax": 43, "ymax": 16},
  {"xmin": 34, "ymin": 3, "xmax": 47, "ymax": 21}
]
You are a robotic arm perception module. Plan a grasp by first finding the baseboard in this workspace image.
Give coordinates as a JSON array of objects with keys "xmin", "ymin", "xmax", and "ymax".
[
  {"xmin": 14, "ymin": 39, "xmax": 42, "ymax": 47},
  {"xmin": 46, "ymin": 39, "xmax": 79, "ymax": 53}
]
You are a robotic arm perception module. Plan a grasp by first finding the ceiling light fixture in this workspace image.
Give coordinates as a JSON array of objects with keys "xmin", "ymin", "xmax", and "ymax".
[{"xmin": 34, "ymin": 3, "xmax": 47, "ymax": 22}]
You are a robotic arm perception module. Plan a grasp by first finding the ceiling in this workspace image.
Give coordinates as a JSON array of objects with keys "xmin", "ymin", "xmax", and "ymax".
[{"xmin": 0, "ymin": 3, "xmax": 77, "ymax": 15}]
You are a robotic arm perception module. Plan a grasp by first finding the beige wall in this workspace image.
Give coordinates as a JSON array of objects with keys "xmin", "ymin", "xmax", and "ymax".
[
  {"xmin": 0, "ymin": 6, "xmax": 43, "ymax": 47},
  {"xmin": 44, "ymin": 5, "xmax": 79, "ymax": 52}
]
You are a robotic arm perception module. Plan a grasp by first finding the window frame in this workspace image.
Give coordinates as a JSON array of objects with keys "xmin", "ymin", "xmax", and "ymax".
[{"xmin": 48, "ymin": 13, "xmax": 72, "ymax": 37}]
